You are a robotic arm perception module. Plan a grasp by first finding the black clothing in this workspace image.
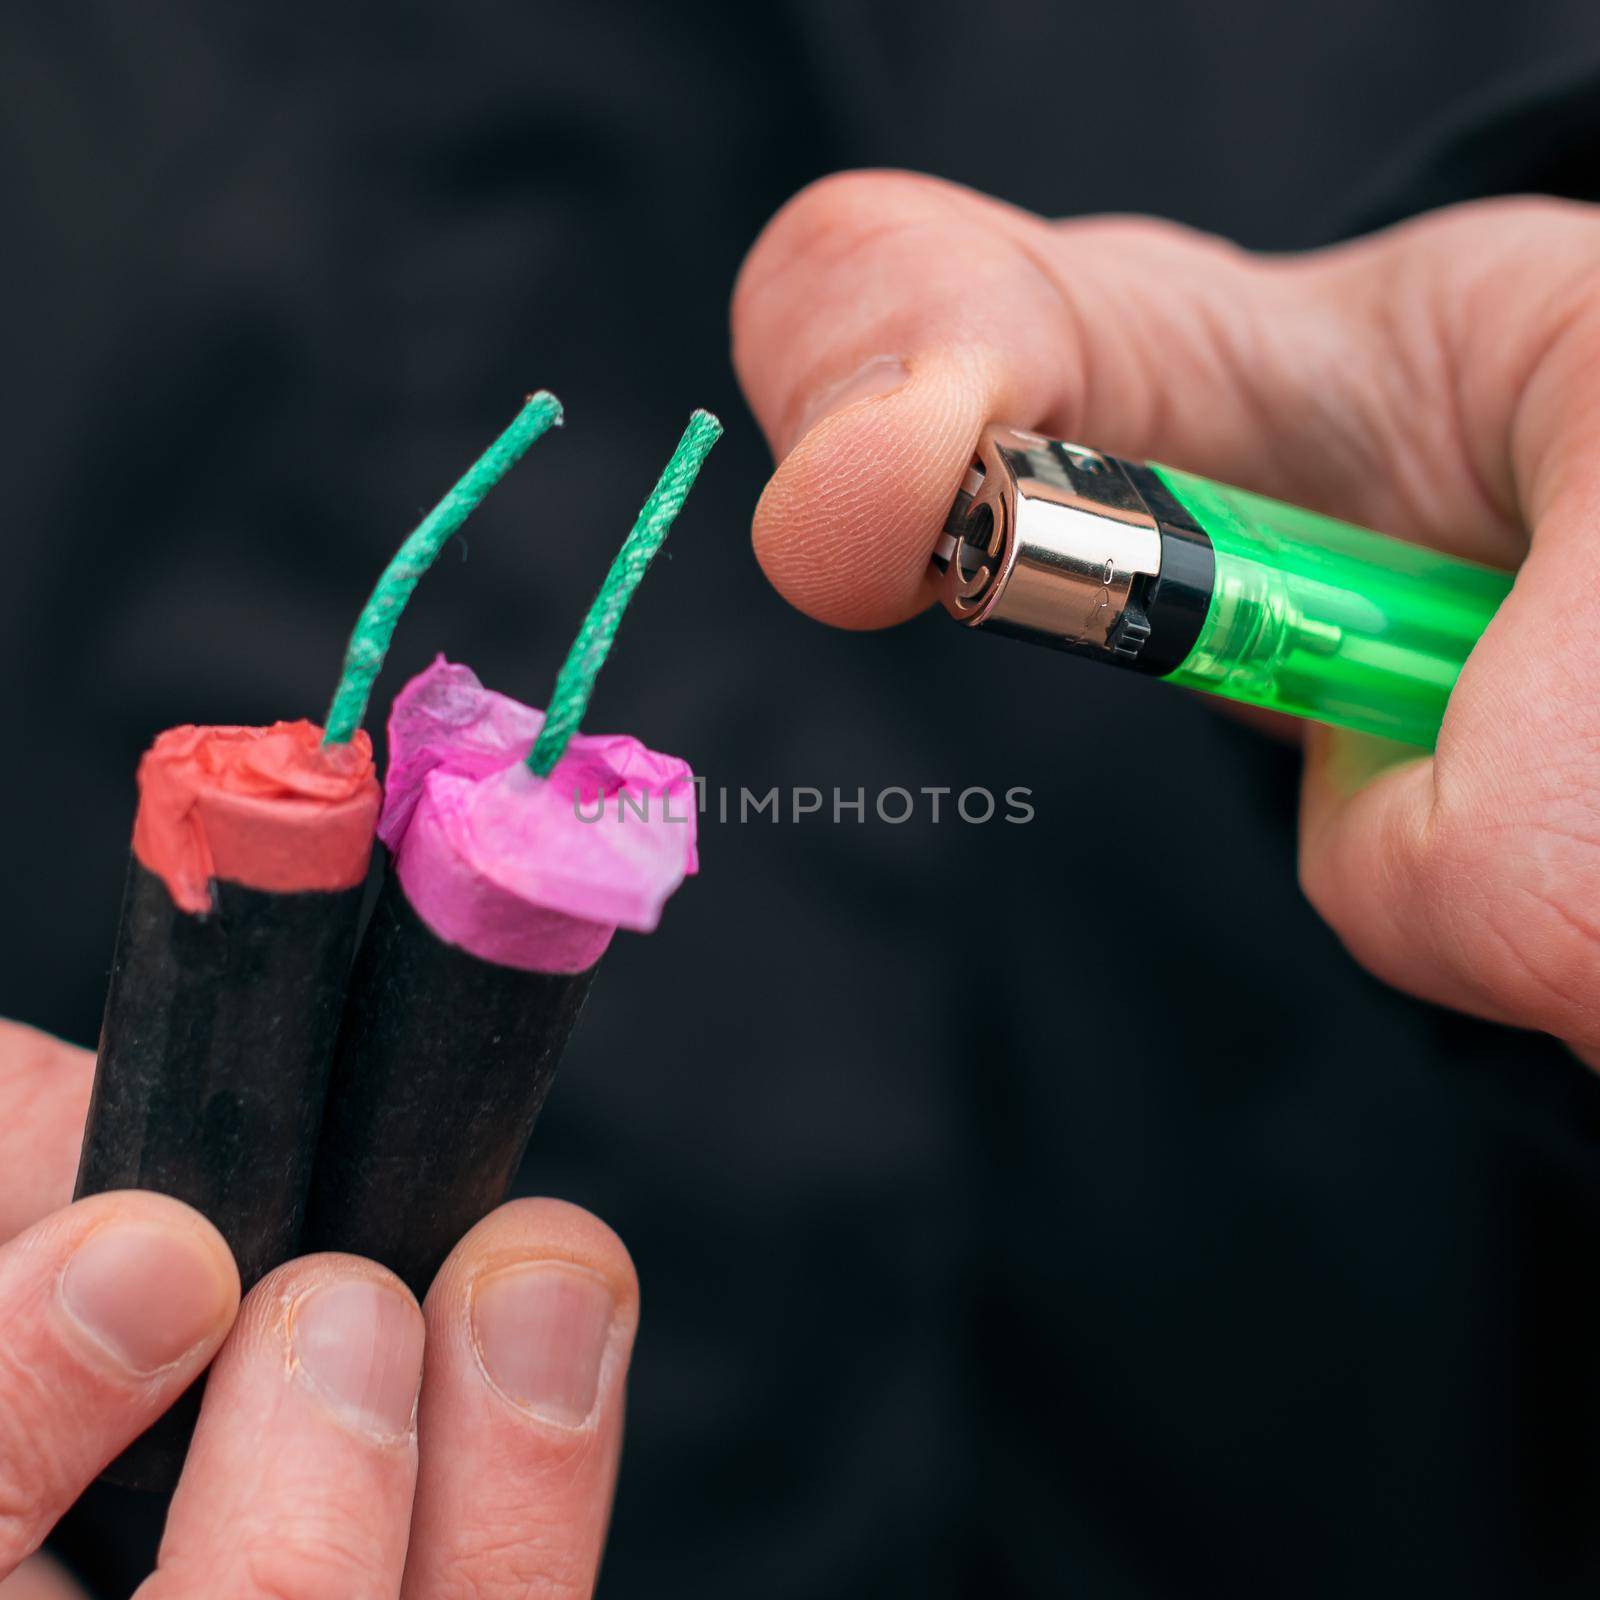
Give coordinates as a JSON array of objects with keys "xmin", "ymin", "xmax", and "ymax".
[{"xmin": 4, "ymin": 6, "xmax": 1600, "ymax": 1595}]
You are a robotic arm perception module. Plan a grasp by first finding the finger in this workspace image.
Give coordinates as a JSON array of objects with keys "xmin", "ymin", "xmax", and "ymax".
[
  {"xmin": 0, "ymin": 1021, "xmax": 95, "ymax": 1240},
  {"xmin": 401, "ymin": 1199, "xmax": 639, "ymax": 1600},
  {"xmin": 731, "ymin": 173, "xmax": 1556, "ymax": 628},
  {"xmin": 140, "ymin": 1255, "xmax": 423, "ymax": 1600},
  {"xmin": 0, "ymin": 1555, "xmax": 90, "ymax": 1599},
  {"xmin": 1300, "ymin": 263, "xmax": 1600, "ymax": 1049},
  {"xmin": 0, "ymin": 1191, "xmax": 236, "ymax": 1576},
  {"xmin": 733, "ymin": 171, "xmax": 1119, "ymax": 627}
]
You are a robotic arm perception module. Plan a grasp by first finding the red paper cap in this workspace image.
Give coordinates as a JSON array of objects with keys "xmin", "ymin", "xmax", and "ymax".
[{"xmin": 131, "ymin": 721, "xmax": 380, "ymax": 913}]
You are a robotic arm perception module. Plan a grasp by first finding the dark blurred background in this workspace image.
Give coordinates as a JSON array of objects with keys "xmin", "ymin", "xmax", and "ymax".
[{"xmin": 5, "ymin": 3, "xmax": 1600, "ymax": 1595}]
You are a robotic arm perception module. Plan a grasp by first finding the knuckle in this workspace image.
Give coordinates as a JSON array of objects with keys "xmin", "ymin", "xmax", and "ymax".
[
  {"xmin": 1413, "ymin": 802, "xmax": 1600, "ymax": 1038},
  {"xmin": 1408, "ymin": 193, "xmax": 1600, "ymax": 252},
  {"xmin": 1052, "ymin": 211, "xmax": 1230, "ymax": 264},
  {"xmin": 767, "ymin": 168, "xmax": 948, "ymax": 249},
  {"xmin": 0, "ymin": 1504, "xmax": 43, "ymax": 1576},
  {"xmin": 144, "ymin": 1522, "xmax": 391, "ymax": 1600},
  {"xmin": 1298, "ymin": 807, "xmax": 1425, "ymax": 953},
  {"xmin": 1460, "ymin": 875, "xmax": 1600, "ymax": 1039},
  {"xmin": 1413, "ymin": 196, "xmax": 1600, "ymax": 336},
  {"xmin": 0, "ymin": 1356, "xmax": 79, "ymax": 1567},
  {"xmin": 734, "ymin": 167, "xmax": 960, "ymax": 325},
  {"xmin": 238, "ymin": 1543, "xmax": 365, "ymax": 1600},
  {"xmin": 1474, "ymin": 192, "xmax": 1600, "ymax": 238},
  {"xmin": 241, "ymin": 1549, "xmax": 370, "ymax": 1600},
  {"xmin": 433, "ymin": 1524, "xmax": 596, "ymax": 1600}
]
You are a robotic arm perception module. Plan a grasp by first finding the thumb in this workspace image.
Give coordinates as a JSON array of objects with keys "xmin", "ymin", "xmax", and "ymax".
[
  {"xmin": 731, "ymin": 168, "xmax": 1416, "ymax": 630},
  {"xmin": 731, "ymin": 171, "xmax": 1250, "ymax": 628},
  {"xmin": 0, "ymin": 1190, "xmax": 237, "ymax": 1573}
]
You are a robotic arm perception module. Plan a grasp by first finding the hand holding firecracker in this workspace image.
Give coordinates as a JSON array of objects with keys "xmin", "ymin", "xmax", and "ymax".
[
  {"xmin": 0, "ymin": 1017, "xmax": 639, "ymax": 1600},
  {"xmin": 49, "ymin": 394, "xmax": 718, "ymax": 1571}
]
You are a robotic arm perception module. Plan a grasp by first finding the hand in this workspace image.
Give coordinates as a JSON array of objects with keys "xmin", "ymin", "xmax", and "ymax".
[
  {"xmin": 0, "ymin": 1018, "xmax": 637, "ymax": 1599},
  {"xmin": 732, "ymin": 172, "xmax": 1600, "ymax": 1062}
]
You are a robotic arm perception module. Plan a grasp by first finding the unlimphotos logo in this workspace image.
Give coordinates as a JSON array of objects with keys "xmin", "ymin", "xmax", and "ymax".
[{"xmin": 573, "ymin": 781, "xmax": 1035, "ymax": 826}]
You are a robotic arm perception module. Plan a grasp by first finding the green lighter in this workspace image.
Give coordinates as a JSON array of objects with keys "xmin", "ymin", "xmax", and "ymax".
[{"xmin": 932, "ymin": 424, "xmax": 1515, "ymax": 748}]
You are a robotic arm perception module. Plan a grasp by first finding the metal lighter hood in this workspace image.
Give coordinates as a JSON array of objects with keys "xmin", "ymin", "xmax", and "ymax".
[{"xmin": 933, "ymin": 424, "xmax": 1216, "ymax": 676}]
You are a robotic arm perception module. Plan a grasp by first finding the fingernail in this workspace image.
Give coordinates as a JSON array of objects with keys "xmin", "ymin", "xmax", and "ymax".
[
  {"xmin": 782, "ymin": 355, "xmax": 909, "ymax": 457},
  {"xmin": 291, "ymin": 1278, "xmax": 424, "ymax": 1438},
  {"xmin": 472, "ymin": 1263, "xmax": 617, "ymax": 1427},
  {"xmin": 61, "ymin": 1222, "xmax": 231, "ymax": 1375}
]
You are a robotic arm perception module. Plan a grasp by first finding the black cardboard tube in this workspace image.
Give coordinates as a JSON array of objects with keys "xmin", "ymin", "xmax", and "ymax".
[
  {"xmin": 75, "ymin": 857, "xmax": 364, "ymax": 1491},
  {"xmin": 302, "ymin": 869, "xmax": 595, "ymax": 1300}
]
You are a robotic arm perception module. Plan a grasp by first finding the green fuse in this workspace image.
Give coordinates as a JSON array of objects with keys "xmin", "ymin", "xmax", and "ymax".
[{"xmin": 934, "ymin": 425, "xmax": 1514, "ymax": 748}]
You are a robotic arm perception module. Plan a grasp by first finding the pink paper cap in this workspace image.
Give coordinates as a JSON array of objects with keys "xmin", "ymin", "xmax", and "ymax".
[{"xmin": 381, "ymin": 657, "xmax": 698, "ymax": 973}]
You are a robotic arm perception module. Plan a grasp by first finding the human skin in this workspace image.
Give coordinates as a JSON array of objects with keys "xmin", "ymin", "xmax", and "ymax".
[
  {"xmin": 732, "ymin": 171, "xmax": 1600, "ymax": 1066},
  {"xmin": 0, "ymin": 1016, "xmax": 636, "ymax": 1599}
]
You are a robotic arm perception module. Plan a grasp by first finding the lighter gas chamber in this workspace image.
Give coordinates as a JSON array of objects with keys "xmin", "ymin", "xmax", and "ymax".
[{"xmin": 932, "ymin": 424, "xmax": 1513, "ymax": 748}]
